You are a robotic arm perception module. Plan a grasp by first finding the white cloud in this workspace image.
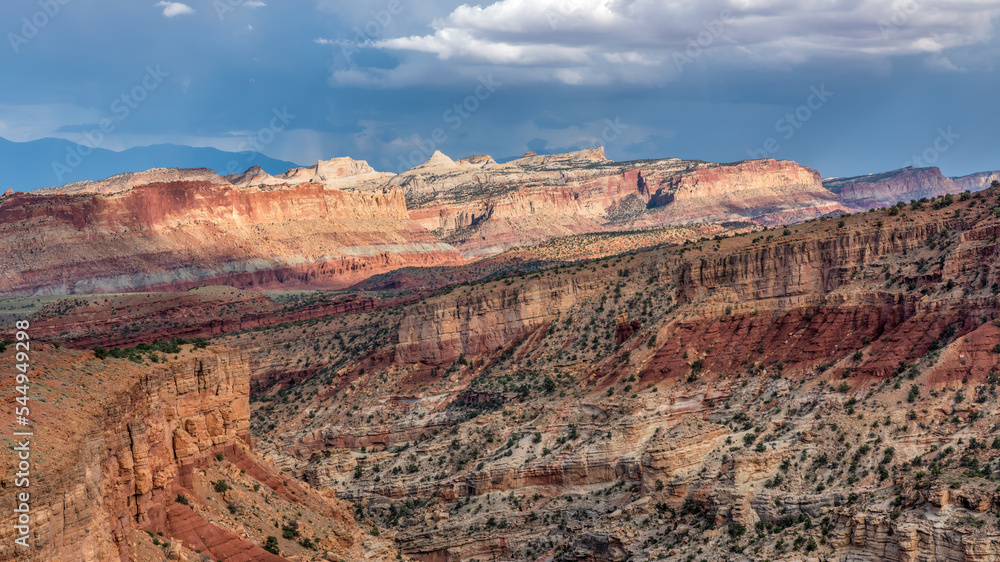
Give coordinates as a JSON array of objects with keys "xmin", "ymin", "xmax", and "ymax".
[
  {"xmin": 244, "ymin": 1, "xmax": 267, "ymax": 6},
  {"xmin": 380, "ymin": 28, "xmax": 592, "ymax": 66},
  {"xmin": 156, "ymin": 2, "xmax": 194, "ymax": 18},
  {"xmin": 360, "ymin": 0, "xmax": 1000, "ymax": 86}
]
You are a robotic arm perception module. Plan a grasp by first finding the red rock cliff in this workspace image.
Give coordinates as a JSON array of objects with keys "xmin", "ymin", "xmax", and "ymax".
[
  {"xmin": 0, "ymin": 348, "xmax": 251, "ymax": 560},
  {"xmin": 0, "ymin": 179, "xmax": 463, "ymax": 295},
  {"xmin": 0, "ymin": 346, "xmax": 395, "ymax": 561}
]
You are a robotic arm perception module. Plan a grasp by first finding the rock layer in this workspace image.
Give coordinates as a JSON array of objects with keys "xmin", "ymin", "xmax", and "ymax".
[
  {"xmin": 391, "ymin": 151, "xmax": 850, "ymax": 256},
  {"xmin": 4, "ymin": 150, "xmax": 996, "ymax": 295},
  {"xmin": 823, "ymin": 166, "xmax": 977, "ymax": 208},
  {"xmin": 0, "ymin": 346, "xmax": 395, "ymax": 561},
  {"xmin": 0, "ymin": 179, "xmax": 462, "ymax": 295},
  {"xmin": 0, "ymin": 348, "xmax": 251, "ymax": 560}
]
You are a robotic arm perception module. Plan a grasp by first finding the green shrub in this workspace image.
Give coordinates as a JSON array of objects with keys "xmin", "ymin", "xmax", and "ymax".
[
  {"xmin": 728, "ymin": 523, "xmax": 746, "ymax": 538},
  {"xmin": 263, "ymin": 536, "xmax": 279, "ymax": 555}
]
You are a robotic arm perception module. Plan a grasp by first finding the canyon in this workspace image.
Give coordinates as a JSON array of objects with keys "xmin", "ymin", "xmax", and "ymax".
[
  {"xmin": 4, "ymin": 150, "xmax": 1000, "ymax": 562},
  {"xmin": 200, "ymin": 185, "xmax": 1000, "ymax": 561}
]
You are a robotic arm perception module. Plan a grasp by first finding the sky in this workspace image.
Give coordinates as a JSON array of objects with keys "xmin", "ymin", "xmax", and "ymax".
[{"xmin": 1, "ymin": 0, "xmax": 998, "ymax": 178}]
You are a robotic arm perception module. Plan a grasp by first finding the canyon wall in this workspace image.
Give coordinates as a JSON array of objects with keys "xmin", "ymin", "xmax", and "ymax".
[
  {"xmin": 390, "ymin": 151, "xmax": 851, "ymax": 256},
  {"xmin": 824, "ymin": 166, "xmax": 963, "ymax": 208},
  {"xmin": 954, "ymin": 170, "xmax": 1000, "ymax": 192},
  {"xmin": 641, "ymin": 158, "xmax": 846, "ymax": 226},
  {"xmin": 0, "ymin": 345, "xmax": 396, "ymax": 561},
  {"xmin": 0, "ymin": 348, "xmax": 254, "ymax": 560},
  {"xmin": 3, "ymin": 150, "xmax": 992, "ymax": 296},
  {"xmin": 0, "ymin": 179, "xmax": 462, "ymax": 295},
  {"xmin": 395, "ymin": 272, "xmax": 606, "ymax": 365}
]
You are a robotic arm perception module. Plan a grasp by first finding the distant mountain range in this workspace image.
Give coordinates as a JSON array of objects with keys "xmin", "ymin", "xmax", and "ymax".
[{"xmin": 0, "ymin": 137, "xmax": 303, "ymax": 192}]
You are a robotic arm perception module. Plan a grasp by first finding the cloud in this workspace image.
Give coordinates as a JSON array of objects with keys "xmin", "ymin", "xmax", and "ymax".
[
  {"xmin": 925, "ymin": 53, "xmax": 966, "ymax": 72},
  {"xmin": 361, "ymin": 0, "xmax": 1000, "ymax": 86},
  {"xmin": 156, "ymin": 2, "xmax": 194, "ymax": 17},
  {"xmin": 244, "ymin": 1, "xmax": 266, "ymax": 7}
]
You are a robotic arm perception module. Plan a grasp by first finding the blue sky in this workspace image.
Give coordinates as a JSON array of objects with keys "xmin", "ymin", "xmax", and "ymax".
[{"xmin": 2, "ymin": 0, "xmax": 998, "ymax": 178}]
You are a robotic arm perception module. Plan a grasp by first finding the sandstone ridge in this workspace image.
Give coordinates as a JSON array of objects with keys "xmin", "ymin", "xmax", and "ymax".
[
  {"xmin": 0, "ymin": 179, "xmax": 463, "ymax": 295},
  {"xmin": 4, "ymin": 149, "xmax": 995, "ymax": 295}
]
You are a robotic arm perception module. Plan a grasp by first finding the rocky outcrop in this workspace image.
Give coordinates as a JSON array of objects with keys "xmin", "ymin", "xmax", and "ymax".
[
  {"xmin": 0, "ymin": 346, "xmax": 396, "ymax": 561},
  {"xmin": 953, "ymin": 170, "xmax": 1000, "ymax": 192},
  {"xmin": 455, "ymin": 154, "xmax": 497, "ymax": 168},
  {"xmin": 615, "ymin": 313, "xmax": 642, "ymax": 345},
  {"xmin": 224, "ymin": 165, "xmax": 273, "ymax": 186},
  {"xmin": 33, "ymin": 167, "xmax": 230, "ymax": 195},
  {"xmin": 643, "ymin": 158, "xmax": 846, "ymax": 226},
  {"xmin": 0, "ymin": 348, "xmax": 250, "ymax": 561},
  {"xmin": 824, "ymin": 166, "xmax": 965, "ymax": 208},
  {"xmin": 395, "ymin": 270, "xmax": 605, "ymax": 365},
  {"xmin": 830, "ymin": 511, "xmax": 1000, "ymax": 561},
  {"xmin": 315, "ymin": 156, "xmax": 380, "ymax": 181},
  {"xmin": 389, "ymin": 152, "xmax": 851, "ymax": 256}
]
